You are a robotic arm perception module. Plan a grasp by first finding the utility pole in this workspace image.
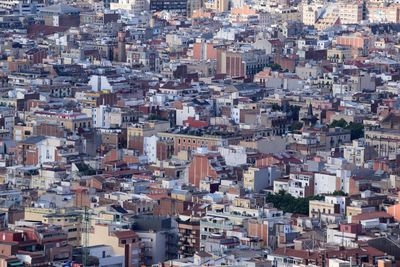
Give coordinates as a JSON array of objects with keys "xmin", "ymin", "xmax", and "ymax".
[{"xmin": 82, "ymin": 206, "xmax": 90, "ymax": 267}]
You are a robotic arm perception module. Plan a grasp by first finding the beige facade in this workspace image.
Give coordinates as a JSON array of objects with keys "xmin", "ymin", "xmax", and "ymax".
[
  {"xmin": 336, "ymin": 2, "xmax": 363, "ymax": 24},
  {"xmin": 367, "ymin": 4, "xmax": 400, "ymax": 23},
  {"xmin": 14, "ymin": 124, "xmax": 34, "ymax": 142},
  {"xmin": 302, "ymin": 3, "xmax": 325, "ymax": 25},
  {"xmin": 365, "ymin": 129, "xmax": 400, "ymax": 159},
  {"xmin": 88, "ymin": 224, "xmax": 140, "ymax": 267},
  {"xmin": 204, "ymin": 0, "xmax": 229, "ymax": 12},
  {"xmin": 24, "ymin": 207, "xmax": 82, "ymax": 247},
  {"xmin": 110, "ymin": 0, "xmax": 149, "ymax": 12},
  {"xmin": 127, "ymin": 121, "xmax": 170, "ymax": 138},
  {"xmin": 309, "ymin": 200, "xmax": 339, "ymax": 218},
  {"xmin": 327, "ymin": 47, "xmax": 353, "ymax": 63}
]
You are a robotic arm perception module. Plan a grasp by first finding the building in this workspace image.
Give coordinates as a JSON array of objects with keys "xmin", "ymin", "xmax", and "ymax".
[
  {"xmin": 287, "ymin": 172, "xmax": 314, "ymax": 198},
  {"xmin": 158, "ymin": 129, "xmax": 232, "ymax": 157},
  {"xmin": 327, "ymin": 46, "xmax": 353, "ymax": 63},
  {"xmin": 341, "ymin": 139, "xmax": 376, "ymax": 167},
  {"xmin": 24, "ymin": 207, "xmax": 82, "ymax": 247},
  {"xmin": 365, "ymin": 128, "xmax": 400, "ymax": 159},
  {"xmin": 217, "ymin": 47, "xmax": 270, "ymax": 78},
  {"xmin": 87, "ymin": 224, "xmax": 140, "ymax": 267},
  {"xmin": 150, "ymin": 0, "xmax": 188, "ymax": 14},
  {"xmin": 243, "ymin": 166, "xmax": 281, "ymax": 192},
  {"xmin": 187, "ymin": 148, "xmax": 232, "ymax": 188},
  {"xmin": 204, "ymin": 0, "xmax": 228, "ymax": 12},
  {"xmin": 177, "ymin": 216, "xmax": 200, "ymax": 257},
  {"xmin": 309, "ymin": 200, "xmax": 340, "ymax": 221},
  {"xmin": 302, "ymin": 2, "xmax": 325, "ymax": 25},
  {"xmin": 133, "ymin": 216, "xmax": 178, "ymax": 265},
  {"xmin": 39, "ymin": 4, "xmax": 80, "ymax": 27},
  {"xmin": 32, "ymin": 111, "xmax": 92, "ymax": 133},
  {"xmin": 367, "ymin": 4, "xmax": 400, "ymax": 23},
  {"xmin": 110, "ymin": 0, "xmax": 149, "ymax": 13}
]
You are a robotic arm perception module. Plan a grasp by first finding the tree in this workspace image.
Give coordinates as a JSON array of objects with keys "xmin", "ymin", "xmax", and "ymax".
[
  {"xmin": 271, "ymin": 103, "xmax": 282, "ymax": 111},
  {"xmin": 347, "ymin": 122, "xmax": 364, "ymax": 140},
  {"xmin": 266, "ymin": 63, "xmax": 282, "ymax": 71},
  {"xmin": 148, "ymin": 114, "xmax": 167, "ymax": 121},
  {"xmin": 289, "ymin": 121, "xmax": 303, "ymax": 131},
  {"xmin": 329, "ymin": 119, "xmax": 364, "ymax": 140},
  {"xmin": 289, "ymin": 105, "xmax": 301, "ymax": 121},
  {"xmin": 265, "ymin": 191, "xmax": 324, "ymax": 215},
  {"xmin": 332, "ymin": 190, "xmax": 348, "ymax": 196},
  {"xmin": 329, "ymin": 118, "xmax": 348, "ymax": 128}
]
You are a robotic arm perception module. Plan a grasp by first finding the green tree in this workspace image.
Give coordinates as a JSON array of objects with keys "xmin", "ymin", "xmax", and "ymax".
[
  {"xmin": 267, "ymin": 63, "xmax": 282, "ymax": 71},
  {"xmin": 329, "ymin": 119, "xmax": 348, "ymax": 128},
  {"xmin": 289, "ymin": 105, "xmax": 301, "ymax": 121},
  {"xmin": 332, "ymin": 190, "xmax": 348, "ymax": 196},
  {"xmin": 271, "ymin": 103, "xmax": 282, "ymax": 111},
  {"xmin": 329, "ymin": 119, "xmax": 364, "ymax": 140},
  {"xmin": 265, "ymin": 191, "xmax": 324, "ymax": 215},
  {"xmin": 347, "ymin": 122, "xmax": 364, "ymax": 140},
  {"xmin": 289, "ymin": 121, "xmax": 303, "ymax": 131}
]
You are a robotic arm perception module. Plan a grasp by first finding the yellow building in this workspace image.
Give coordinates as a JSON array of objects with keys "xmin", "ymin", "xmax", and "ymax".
[
  {"xmin": 127, "ymin": 121, "xmax": 170, "ymax": 138},
  {"xmin": 309, "ymin": 200, "xmax": 339, "ymax": 218},
  {"xmin": 205, "ymin": 0, "xmax": 229, "ymax": 12},
  {"xmin": 336, "ymin": 2, "xmax": 363, "ymax": 24},
  {"xmin": 13, "ymin": 124, "xmax": 34, "ymax": 142},
  {"xmin": 87, "ymin": 223, "xmax": 140, "ymax": 267},
  {"xmin": 233, "ymin": 197, "xmax": 256, "ymax": 209},
  {"xmin": 327, "ymin": 46, "xmax": 353, "ymax": 63},
  {"xmin": 24, "ymin": 207, "xmax": 83, "ymax": 247},
  {"xmin": 171, "ymin": 189, "xmax": 191, "ymax": 202},
  {"xmin": 32, "ymin": 111, "xmax": 92, "ymax": 133}
]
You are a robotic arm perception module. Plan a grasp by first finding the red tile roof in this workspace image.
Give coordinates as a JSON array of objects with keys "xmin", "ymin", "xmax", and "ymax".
[
  {"xmin": 351, "ymin": 211, "xmax": 392, "ymax": 223},
  {"xmin": 113, "ymin": 230, "xmax": 137, "ymax": 239}
]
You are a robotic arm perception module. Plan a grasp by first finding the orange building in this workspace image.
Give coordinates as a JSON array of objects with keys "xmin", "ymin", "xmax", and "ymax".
[
  {"xmin": 192, "ymin": 40, "xmax": 218, "ymax": 61},
  {"xmin": 231, "ymin": 5, "xmax": 256, "ymax": 16},
  {"xmin": 247, "ymin": 219, "xmax": 268, "ymax": 247},
  {"xmin": 336, "ymin": 34, "xmax": 370, "ymax": 50},
  {"xmin": 187, "ymin": 150, "xmax": 231, "ymax": 187},
  {"xmin": 387, "ymin": 194, "xmax": 400, "ymax": 222}
]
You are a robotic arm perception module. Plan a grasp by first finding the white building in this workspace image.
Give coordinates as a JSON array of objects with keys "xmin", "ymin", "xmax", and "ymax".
[
  {"xmin": 37, "ymin": 137, "xmax": 66, "ymax": 165},
  {"xmin": 88, "ymin": 75, "xmax": 128, "ymax": 92},
  {"xmin": 288, "ymin": 172, "xmax": 314, "ymax": 198},
  {"xmin": 175, "ymin": 104, "xmax": 197, "ymax": 126},
  {"xmin": 314, "ymin": 172, "xmax": 337, "ymax": 195},
  {"xmin": 325, "ymin": 195, "xmax": 347, "ymax": 214},
  {"xmin": 143, "ymin": 135, "xmax": 159, "ymax": 163},
  {"xmin": 87, "ymin": 245, "xmax": 125, "ymax": 267},
  {"xmin": 243, "ymin": 166, "xmax": 281, "ymax": 192},
  {"xmin": 342, "ymin": 139, "xmax": 375, "ymax": 167},
  {"xmin": 218, "ymin": 145, "xmax": 247, "ymax": 167},
  {"xmin": 91, "ymin": 105, "xmax": 109, "ymax": 129},
  {"xmin": 231, "ymin": 107, "xmax": 240, "ymax": 124}
]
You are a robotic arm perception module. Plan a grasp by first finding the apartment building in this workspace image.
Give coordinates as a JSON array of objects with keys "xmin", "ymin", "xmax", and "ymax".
[
  {"xmin": 288, "ymin": 172, "xmax": 314, "ymax": 198},
  {"xmin": 365, "ymin": 128, "xmax": 400, "ymax": 159}
]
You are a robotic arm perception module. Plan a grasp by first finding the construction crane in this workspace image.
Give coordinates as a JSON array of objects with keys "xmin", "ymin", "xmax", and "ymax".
[{"xmin": 82, "ymin": 206, "xmax": 90, "ymax": 267}]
